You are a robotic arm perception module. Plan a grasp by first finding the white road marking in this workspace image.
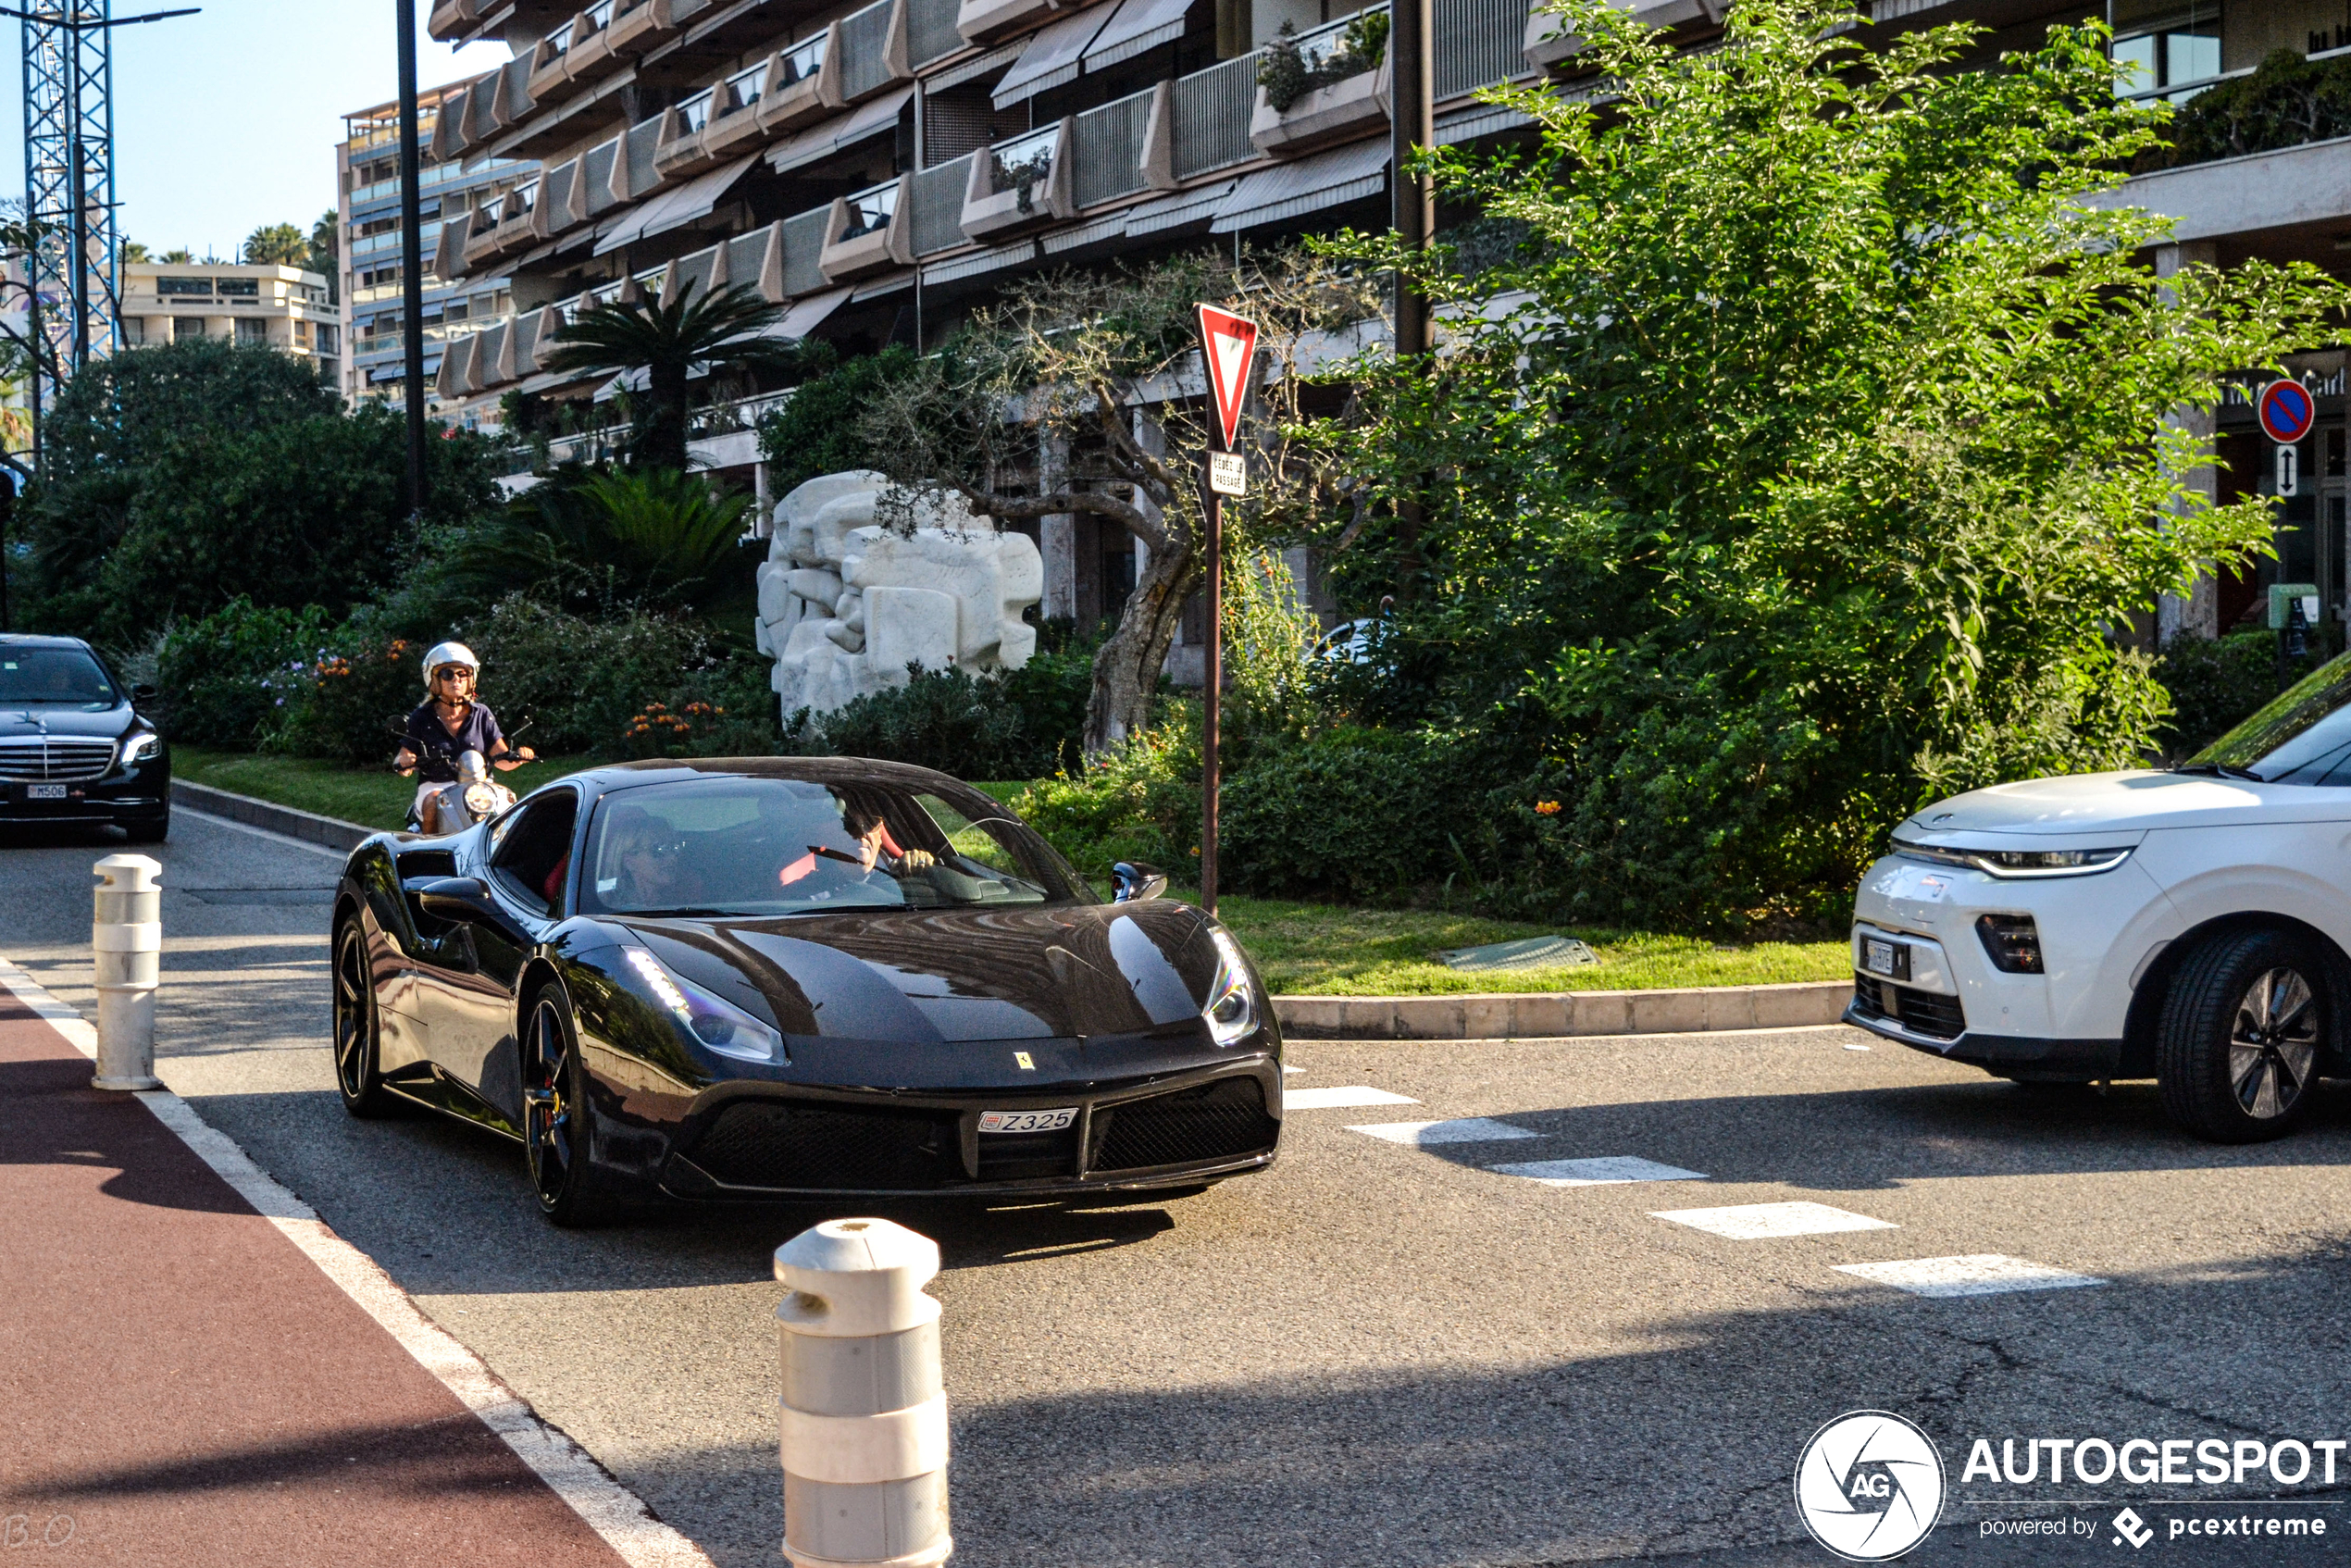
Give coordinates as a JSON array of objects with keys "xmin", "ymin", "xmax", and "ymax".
[
  {"xmin": 1833, "ymin": 1254, "xmax": 2107, "ymax": 1298},
  {"xmin": 1487, "ymin": 1156, "xmax": 1709, "ymax": 1187},
  {"xmin": 0, "ymin": 953, "xmax": 715, "ymax": 1568},
  {"xmin": 174, "ymin": 803, "xmax": 355, "ymax": 860},
  {"xmin": 1651, "ymin": 1201, "xmax": 1896, "ymax": 1239},
  {"xmin": 1282, "ymin": 1064, "xmax": 1303, "ymax": 1075},
  {"xmin": 1844, "ymin": 1042, "xmax": 1872, "ymax": 1052},
  {"xmin": 1287, "ymin": 1086, "xmax": 1419, "ymax": 1109},
  {"xmin": 1348, "ymin": 1117, "xmax": 1538, "ymax": 1146}
]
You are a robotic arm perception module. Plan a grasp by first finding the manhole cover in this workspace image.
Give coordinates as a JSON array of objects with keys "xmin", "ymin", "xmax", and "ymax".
[{"xmin": 1436, "ymin": 936, "xmax": 1598, "ymax": 973}]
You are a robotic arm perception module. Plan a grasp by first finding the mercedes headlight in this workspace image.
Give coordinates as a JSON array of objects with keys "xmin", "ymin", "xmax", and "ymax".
[
  {"xmin": 1202, "ymin": 927, "xmax": 1259, "ymax": 1047},
  {"xmin": 118, "ymin": 730, "xmax": 161, "ymax": 766},
  {"xmin": 622, "ymin": 946, "xmax": 785, "ymax": 1064}
]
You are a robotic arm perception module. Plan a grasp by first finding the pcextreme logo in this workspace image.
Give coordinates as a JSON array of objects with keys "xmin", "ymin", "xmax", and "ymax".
[{"xmin": 1795, "ymin": 1411, "xmax": 1947, "ymax": 1562}]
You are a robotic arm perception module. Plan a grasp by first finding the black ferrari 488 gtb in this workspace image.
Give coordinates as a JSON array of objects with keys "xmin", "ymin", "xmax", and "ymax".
[{"xmin": 331, "ymin": 758, "xmax": 1282, "ymax": 1223}]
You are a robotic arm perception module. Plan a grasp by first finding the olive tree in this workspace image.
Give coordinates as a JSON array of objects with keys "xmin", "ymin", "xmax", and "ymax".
[{"xmin": 859, "ymin": 252, "xmax": 1375, "ymax": 754}]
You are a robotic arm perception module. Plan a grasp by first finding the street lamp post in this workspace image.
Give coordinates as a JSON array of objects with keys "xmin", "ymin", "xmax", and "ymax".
[{"xmin": 395, "ymin": 0, "xmax": 428, "ymax": 518}]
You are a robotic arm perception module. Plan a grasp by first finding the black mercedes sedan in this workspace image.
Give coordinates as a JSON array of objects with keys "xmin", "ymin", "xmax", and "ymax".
[
  {"xmin": 0, "ymin": 634, "xmax": 169, "ymax": 840},
  {"xmin": 331, "ymin": 757, "xmax": 1283, "ymax": 1224}
]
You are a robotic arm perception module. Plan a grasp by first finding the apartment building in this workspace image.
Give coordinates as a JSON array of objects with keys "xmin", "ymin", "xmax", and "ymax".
[
  {"xmin": 422, "ymin": 0, "xmax": 2351, "ymax": 638},
  {"xmin": 340, "ymin": 86, "xmax": 539, "ymax": 425},
  {"xmin": 119, "ymin": 262, "xmax": 341, "ymax": 369}
]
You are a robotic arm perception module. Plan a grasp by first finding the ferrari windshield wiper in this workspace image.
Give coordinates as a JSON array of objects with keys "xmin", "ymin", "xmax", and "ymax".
[
  {"xmin": 2170, "ymin": 762, "xmax": 2266, "ymax": 781},
  {"xmin": 621, "ymin": 906, "xmax": 741, "ymax": 918}
]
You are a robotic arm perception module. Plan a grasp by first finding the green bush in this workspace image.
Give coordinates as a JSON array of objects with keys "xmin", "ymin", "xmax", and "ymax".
[
  {"xmin": 2153, "ymin": 628, "xmax": 2328, "ymax": 758},
  {"xmin": 153, "ymin": 598, "xmax": 334, "ymax": 749},
  {"xmin": 275, "ymin": 627, "xmax": 429, "ymax": 765},
  {"xmin": 798, "ymin": 632, "xmax": 1098, "ymax": 780},
  {"xmin": 2141, "ymin": 50, "xmax": 2351, "ymax": 171},
  {"xmin": 756, "ymin": 346, "xmax": 916, "ymax": 497},
  {"xmin": 1014, "ymin": 708, "xmax": 1205, "ymax": 888}
]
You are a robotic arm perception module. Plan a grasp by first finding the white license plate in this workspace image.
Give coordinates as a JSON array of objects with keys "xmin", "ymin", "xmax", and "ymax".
[
  {"xmin": 1863, "ymin": 939, "xmax": 1899, "ymax": 976},
  {"xmin": 25, "ymin": 783, "xmax": 66, "ymax": 801},
  {"xmin": 978, "ymin": 1107, "xmax": 1076, "ymax": 1134}
]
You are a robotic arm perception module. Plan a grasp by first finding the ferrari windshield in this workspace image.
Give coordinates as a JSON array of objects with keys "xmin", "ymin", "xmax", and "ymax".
[
  {"xmin": 0, "ymin": 646, "xmax": 117, "ymax": 707},
  {"xmin": 577, "ymin": 776, "xmax": 1093, "ymax": 916},
  {"xmin": 2190, "ymin": 651, "xmax": 2351, "ymax": 786}
]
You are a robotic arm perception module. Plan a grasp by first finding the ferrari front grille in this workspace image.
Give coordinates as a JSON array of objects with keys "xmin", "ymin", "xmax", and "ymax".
[
  {"xmin": 690, "ymin": 1101, "xmax": 957, "ymax": 1190},
  {"xmin": 0, "ymin": 738, "xmax": 115, "ymax": 782},
  {"xmin": 1087, "ymin": 1076, "xmax": 1278, "ymax": 1174}
]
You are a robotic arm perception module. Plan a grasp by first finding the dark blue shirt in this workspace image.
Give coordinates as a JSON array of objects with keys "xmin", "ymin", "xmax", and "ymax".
[{"xmin": 404, "ymin": 700, "xmax": 505, "ymax": 784}]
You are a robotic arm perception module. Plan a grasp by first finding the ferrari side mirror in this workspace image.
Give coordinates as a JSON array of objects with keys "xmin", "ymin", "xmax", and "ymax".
[
  {"xmin": 1112, "ymin": 862, "xmax": 1167, "ymax": 902},
  {"xmin": 415, "ymin": 875, "xmax": 503, "ymax": 924}
]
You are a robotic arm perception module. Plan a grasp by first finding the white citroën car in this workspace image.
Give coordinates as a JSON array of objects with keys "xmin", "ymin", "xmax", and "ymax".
[{"xmin": 1847, "ymin": 654, "xmax": 2351, "ymax": 1143}]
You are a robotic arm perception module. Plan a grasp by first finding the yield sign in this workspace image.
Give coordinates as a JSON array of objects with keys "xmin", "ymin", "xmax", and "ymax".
[{"xmin": 1197, "ymin": 305, "xmax": 1259, "ymax": 452}]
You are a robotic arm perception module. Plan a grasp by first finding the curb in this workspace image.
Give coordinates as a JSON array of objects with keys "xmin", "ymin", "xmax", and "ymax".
[
  {"xmin": 1272, "ymin": 981, "xmax": 1853, "ymax": 1040},
  {"xmin": 172, "ymin": 778, "xmax": 376, "ymax": 853},
  {"xmin": 164, "ymin": 779, "xmax": 1856, "ymax": 1040}
]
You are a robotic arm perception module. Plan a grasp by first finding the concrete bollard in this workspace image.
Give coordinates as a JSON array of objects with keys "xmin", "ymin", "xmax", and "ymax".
[
  {"xmin": 775, "ymin": 1217, "xmax": 952, "ymax": 1568},
  {"xmin": 90, "ymin": 853, "xmax": 163, "ymax": 1091}
]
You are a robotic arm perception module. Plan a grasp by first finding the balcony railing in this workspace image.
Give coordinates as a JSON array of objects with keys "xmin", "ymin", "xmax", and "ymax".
[
  {"xmin": 840, "ymin": 0, "xmax": 902, "ymax": 100},
  {"xmin": 989, "ymin": 123, "xmax": 1057, "ymax": 191},
  {"xmin": 839, "ymin": 179, "xmax": 900, "ymax": 239},
  {"xmin": 1071, "ymin": 88, "xmax": 1152, "ymax": 209},
  {"xmin": 1435, "ymin": 0, "xmax": 1529, "ymax": 97},
  {"xmin": 907, "ymin": 0, "xmax": 963, "ymax": 68},
  {"xmin": 911, "ymin": 154, "xmax": 973, "ymax": 255},
  {"xmin": 781, "ymin": 208, "xmax": 831, "ymax": 296},
  {"xmin": 1173, "ymin": 53, "xmax": 1259, "ymax": 178}
]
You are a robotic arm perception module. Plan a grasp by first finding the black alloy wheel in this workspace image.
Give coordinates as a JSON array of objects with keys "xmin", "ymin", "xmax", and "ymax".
[
  {"xmin": 2157, "ymin": 928, "xmax": 2326, "ymax": 1143},
  {"xmin": 332, "ymin": 919, "xmax": 397, "ymax": 1118},
  {"xmin": 522, "ymin": 986, "xmax": 611, "ymax": 1227}
]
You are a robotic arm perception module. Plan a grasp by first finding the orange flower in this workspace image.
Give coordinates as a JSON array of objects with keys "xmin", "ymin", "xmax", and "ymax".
[{"xmin": 1535, "ymin": 800, "xmax": 1561, "ymax": 815}]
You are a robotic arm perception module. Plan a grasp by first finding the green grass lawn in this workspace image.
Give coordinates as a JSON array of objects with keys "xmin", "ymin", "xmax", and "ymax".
[
  {"xmin": 1204, "ymin": 897, "xmax": 1850, "ymax": 995},
  {"xmin": 175, "ymin": 747, "xmax": 597, "ymax": 832},
  {"xmin": 173, "ymin": 753, "xmax": 1850, "ymax": 992}
]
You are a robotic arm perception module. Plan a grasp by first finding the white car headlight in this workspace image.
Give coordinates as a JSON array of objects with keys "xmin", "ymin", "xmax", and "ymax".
[
  {"xmin": 622, "ymin": 945, "xmax": 784, "ymax": 1064},
  {"xmin": 1202, "ymin": 927, "xmax": 1259, "ymax": 1047},
  {"xmin": 118, "ymin": 731, "xmax": 161, "ymax": 766},
  {"xmin": 1892, "ymin": 836, "xmax": 2133, "ymax": 879}
]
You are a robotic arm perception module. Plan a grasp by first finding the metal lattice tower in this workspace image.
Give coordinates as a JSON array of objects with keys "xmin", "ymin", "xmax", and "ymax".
[{"xmin": 20, "ymin": 2, "xmax": 119, "ymax": 380}]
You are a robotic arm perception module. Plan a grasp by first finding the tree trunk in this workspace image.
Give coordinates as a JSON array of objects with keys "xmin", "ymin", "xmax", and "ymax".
[
  {"xmin": 645, "ymin": 365, "xmax": 691, "ymax": 474},
  {"xmin": 1083, "ymin": 536, "xmax": 1197, "ymax": 756}
]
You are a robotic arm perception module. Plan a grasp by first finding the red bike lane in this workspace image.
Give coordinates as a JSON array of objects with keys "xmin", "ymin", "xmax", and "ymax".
[{"xmin": 0, "ymin": 991, "xmax": 644, "ymax": 1565}]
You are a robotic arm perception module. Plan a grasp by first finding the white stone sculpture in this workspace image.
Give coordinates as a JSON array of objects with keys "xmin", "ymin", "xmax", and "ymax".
[{"xmin": 754, "ymin": 470, "xmax": 1045, "ymax": 719}]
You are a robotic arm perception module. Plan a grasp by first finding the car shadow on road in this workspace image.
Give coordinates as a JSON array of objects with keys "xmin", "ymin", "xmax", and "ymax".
[{"xmin": 1391, "ymin": 1079, "xmax": 2351, "ymax": 1190}]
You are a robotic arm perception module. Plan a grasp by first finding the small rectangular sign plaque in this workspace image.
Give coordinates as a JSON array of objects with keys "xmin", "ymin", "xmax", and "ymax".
[{"xmin": 1207, "ymin": 450, "xmax": 1246, "ymax": 496}]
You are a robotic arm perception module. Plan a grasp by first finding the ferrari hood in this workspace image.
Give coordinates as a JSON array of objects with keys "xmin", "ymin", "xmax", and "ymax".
[
  {"xmin": 628, "ymin": 900, "xmax": 1221, "ymax": 1044},
  {"xmin": 1902, "ymin": 769, "xmax": 2351, "ymax": 840}
]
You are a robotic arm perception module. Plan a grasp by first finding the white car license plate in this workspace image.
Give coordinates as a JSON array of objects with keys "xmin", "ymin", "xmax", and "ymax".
[
  {"xmin": 25, "ymin": 783, "xmax": 66, "ymax": 801},
  {"xmin": 978, "ymin": 1107, "xmax": 1076, "ymax": 1134},
  {"xmin": 1863, "ymin": 939, "xmax": 1900, "ymax": 977}
]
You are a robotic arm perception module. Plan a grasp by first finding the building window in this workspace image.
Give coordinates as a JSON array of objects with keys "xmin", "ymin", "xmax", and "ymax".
[
  {"xmin": 235, "ymin": 317, "xmax": 268, "ymax": 345},
  {"xmin": 2114, "ymin": 12, "xmax": 2220, "ymax": 100},
  {"xmin": 122, "ymin": 317, "xmax": 145, "ymax": 345},
  {"xmin": 317, "ymin": 324, "xmax": 341, "ymax": 355},
  {"xmin": 175, "ymin": 317, "xmax": 205, "ymax": 342},
  {"xmin": 218, "ymin": 278, "xmax": 260, "ymax": 299},
  {"xmin": 156, "ymin": 276, "xmax": 210, "ymax": 298},
  {"xmin": 293, "ymin": 319, "xmax": 312, "ymax": 347}
]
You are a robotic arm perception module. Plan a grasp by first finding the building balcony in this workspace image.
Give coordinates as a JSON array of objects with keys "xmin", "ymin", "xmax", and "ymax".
[
  {"xmin": 654, "ymin": 89, "xmax": 723, "ymax": 180},
  {"xmin": 428, "ymin": 0, "xmax": 486, "ymax": 41},
  {"xmin": 820, "ymin": 177, "xmax": 914, "ymax": 280},
  {"xmin": 959, "ymin": 0, "xmax": 1069, "ymax": 47},
  {"xmin": 758, "ymin": 31, "xmax": 846, "ymax": 133},
  {"xmin": 961, "ymin": 121, "xmax": 1075, "ymax": 241},
  {"xmin": 1251, "ymin": 11, "xmax": 1391, "ymax": 157}
]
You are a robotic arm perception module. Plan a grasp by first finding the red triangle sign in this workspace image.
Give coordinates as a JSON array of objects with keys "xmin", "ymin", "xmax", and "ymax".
[{"xmin": 1197, "ymin": 305, "xmax": 1259, "ymax": 452}]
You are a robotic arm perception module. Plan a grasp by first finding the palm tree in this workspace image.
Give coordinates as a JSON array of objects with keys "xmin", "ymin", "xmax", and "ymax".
[
  {"xmin": 307, "ymin": 209, "xmax": 341, "ymax": 302},
  {"xmin": 158, "ymin": 247, "xmax": 193, "ymax": 264},
  {"xmin": 119, "ymin": 240, "xmax": 150, "ymax": 264},
  {"xmin": 441, "ymin": 467, "xmax": 757, "ymax": 619},
  {"xmin": 541, "ymin": 283, "xmax": 805, "ymax": 474},
  {"xmin": 243, "ymin": 222, "xmax": 308, "ymax": 267}
]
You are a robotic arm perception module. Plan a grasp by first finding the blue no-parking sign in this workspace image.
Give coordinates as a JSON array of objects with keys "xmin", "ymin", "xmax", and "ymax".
[{"xmin": 2258, "ymin": 379, "xmax": 2317, "ymax": 444}]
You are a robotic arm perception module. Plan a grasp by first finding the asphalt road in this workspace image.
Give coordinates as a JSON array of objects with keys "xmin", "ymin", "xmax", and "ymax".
[{"xmin": 6, "ymin": 807, "xmax": 2350, "ymax": 1567}]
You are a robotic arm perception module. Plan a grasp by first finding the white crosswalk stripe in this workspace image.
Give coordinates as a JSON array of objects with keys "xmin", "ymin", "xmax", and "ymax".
[
  {"xmin": 1287, "ymin": 1087, "xmax": 1420, "ymax": 1109},
  {"xmin": 1489, "ymin": 1156, "xmax": 1709, "ymax": 1187},
  {"xmin": 1348, "ymin": 1117, "xmax": 1539, "ymax": 1146},
  {"xmin": 1833, "ymin": 1255, "xmax": 2106, "ymax": 1298},
  {"xmin": 1651, "ymin": 1201, "xmax": 1895, "ymax": 1239}
]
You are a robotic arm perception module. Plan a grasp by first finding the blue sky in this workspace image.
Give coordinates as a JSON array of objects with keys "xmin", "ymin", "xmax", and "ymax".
[{"xmin": 0, "ymin": 1, "xmax": 512, "ymax": 261}]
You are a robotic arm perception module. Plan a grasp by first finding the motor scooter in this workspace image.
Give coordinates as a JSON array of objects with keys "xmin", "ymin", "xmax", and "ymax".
[{"xmin": 387, "ymin": 716, "xmax": 530, "ymax": 834}]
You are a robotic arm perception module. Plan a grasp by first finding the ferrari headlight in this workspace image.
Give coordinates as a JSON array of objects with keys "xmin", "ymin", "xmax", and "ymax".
[
  {"xmin": 622, "ymin": 946, "xmax": 785, "ymax": 1064},
  {"xmin": 118, "ymin": 730, "xmax": 161, "ymax": 767},
  {"xmin": 1203, "ymin": 927, "xmax": 1258, "ymax": 1048}
]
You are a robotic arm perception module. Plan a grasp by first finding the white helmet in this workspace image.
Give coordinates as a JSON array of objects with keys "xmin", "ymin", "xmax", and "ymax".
[{"xmin": 422, "ymin": 641, "xmax": 479, "ymax": 691}]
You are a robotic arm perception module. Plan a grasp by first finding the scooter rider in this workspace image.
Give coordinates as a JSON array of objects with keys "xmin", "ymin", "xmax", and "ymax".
[{"xmin": 393, "ymin": 642, "xmax": 535, "ymax": 824}]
